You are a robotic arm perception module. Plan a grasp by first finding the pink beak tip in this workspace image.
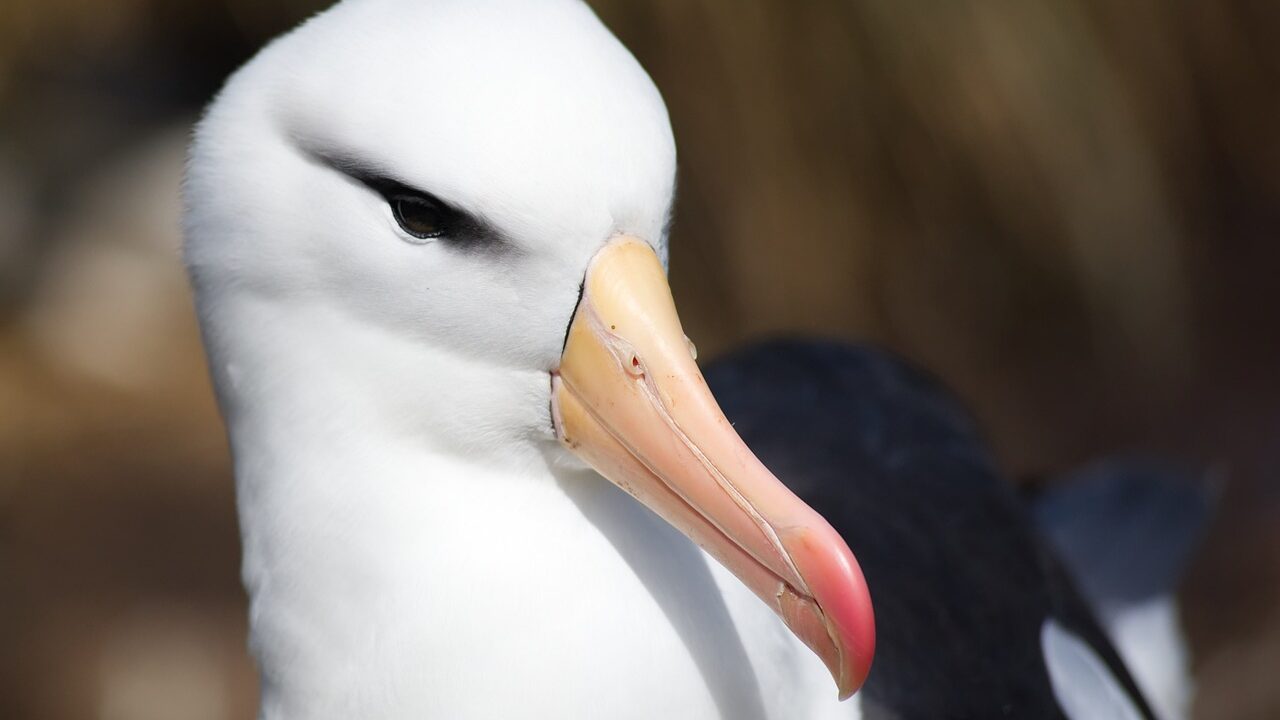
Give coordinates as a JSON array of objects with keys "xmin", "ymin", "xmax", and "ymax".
[{"xmin": 788, "ymin": 524, "xmax": 876, "ymax": 699}]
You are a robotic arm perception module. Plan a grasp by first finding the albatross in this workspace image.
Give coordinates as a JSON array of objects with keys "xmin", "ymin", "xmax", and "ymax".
[{"xmin": 184, "ymin": 1, "xmax": 1161, "ymax": 717}]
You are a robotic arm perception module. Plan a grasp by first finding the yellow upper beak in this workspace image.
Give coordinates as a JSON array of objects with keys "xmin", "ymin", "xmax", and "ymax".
[{"xmin": 551, "ymin": 237, "xmax": 875, "ymax": 699}]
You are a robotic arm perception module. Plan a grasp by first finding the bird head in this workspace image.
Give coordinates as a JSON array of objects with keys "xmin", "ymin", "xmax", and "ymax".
[{"xmin": 184, "ymin": 0, "xmax": 873, "ymax": 698}]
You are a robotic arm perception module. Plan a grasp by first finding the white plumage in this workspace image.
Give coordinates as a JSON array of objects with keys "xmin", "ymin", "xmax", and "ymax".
[{"xmin": 185, "ymin": 1, "xmax": 856, "ymax": 717}]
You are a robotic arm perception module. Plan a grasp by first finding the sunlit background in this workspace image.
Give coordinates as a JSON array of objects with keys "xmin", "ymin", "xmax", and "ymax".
[{"xmin": 3, "ymin": 1, "xmax": 1278, "ymax": 718}]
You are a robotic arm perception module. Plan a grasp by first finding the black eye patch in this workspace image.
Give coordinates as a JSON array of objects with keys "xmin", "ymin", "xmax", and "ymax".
[
  {"xmin": 362, "ymin": 175, "xmax": 469, "ymax": 244},
  {"xmin": 299, "ymin": 144, "xmax": 504, "ymax": 250}
]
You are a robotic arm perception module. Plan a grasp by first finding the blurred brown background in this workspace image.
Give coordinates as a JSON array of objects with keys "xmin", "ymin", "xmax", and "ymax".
[{"xmin": 2, "ymin": 1, "xmax": 1278, "ymax": 718}]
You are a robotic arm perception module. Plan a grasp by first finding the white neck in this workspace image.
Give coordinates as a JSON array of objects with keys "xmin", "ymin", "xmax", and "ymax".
[
  {"xmin": 201, "ymin": 294, "xmax": 851, "ymax": 719},
  {"xmin": 203, "ymin": 291, "xmax": 557, "ymax": 475}
]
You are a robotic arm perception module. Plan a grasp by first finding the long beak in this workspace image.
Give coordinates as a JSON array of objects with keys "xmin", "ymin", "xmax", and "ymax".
[{"xmin": 551, "ymin": 237, "xmax": 874, "ymax": 699}]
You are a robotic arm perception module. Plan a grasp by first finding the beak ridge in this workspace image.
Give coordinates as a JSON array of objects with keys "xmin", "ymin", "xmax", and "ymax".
[{"xmin": 551, "ymin": 237, "xmax": 875, "ymax": 698}]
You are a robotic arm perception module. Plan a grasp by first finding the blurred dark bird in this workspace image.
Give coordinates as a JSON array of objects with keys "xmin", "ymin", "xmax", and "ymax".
[
  {"xmin": 1032, "ymin": 457, "xmax": 1216, "ymax": 720},
  {"xmin": 707, "ymin": 340, "xmax": 1165, "ymax": 719}
]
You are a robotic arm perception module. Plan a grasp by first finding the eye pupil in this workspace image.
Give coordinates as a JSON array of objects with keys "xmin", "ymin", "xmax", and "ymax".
[{"xmin": 392, "ymin": 194, "xmax": 446, "ymax": 240}]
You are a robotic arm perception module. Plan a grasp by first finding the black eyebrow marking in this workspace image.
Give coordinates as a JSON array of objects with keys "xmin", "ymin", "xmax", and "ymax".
[
  {"xmin": 294, "ymin": 139, "xmax": 511, "ymax": 253},
  {"xmin": 314, "ymin": 151, "xmax": 395, "ymax": 189}
]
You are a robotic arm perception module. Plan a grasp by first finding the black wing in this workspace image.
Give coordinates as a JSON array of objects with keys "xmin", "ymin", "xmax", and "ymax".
[{"xmin": 704, "ymin": 339, "xmax": 1156, "ymax": 720}]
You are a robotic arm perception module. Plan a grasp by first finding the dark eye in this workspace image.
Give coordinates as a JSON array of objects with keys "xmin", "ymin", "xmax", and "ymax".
[{"xmin": 391, "ymin": 193, "xmax": 448, "ymax": 241}]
